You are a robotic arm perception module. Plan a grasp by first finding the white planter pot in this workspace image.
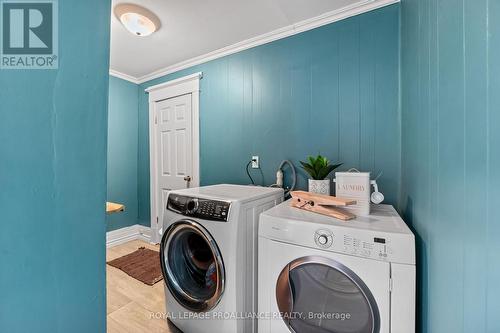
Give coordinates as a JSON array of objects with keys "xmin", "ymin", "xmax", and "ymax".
[{"xmin": 308, "ymin": 179, "xmax": 330, "ymax": 195}]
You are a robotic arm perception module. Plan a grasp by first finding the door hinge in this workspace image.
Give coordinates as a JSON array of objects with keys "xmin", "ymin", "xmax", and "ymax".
[
  {"xmin": 155, "ymin": 116, "xmax": 158, "ymax": 125},
  {"xmin": 389, "ymin": 277, "xmax": 393, "ymax": 292},
  {"xmin": 156, "ymin": 216, "xmax": 159, "ymax": 224}
]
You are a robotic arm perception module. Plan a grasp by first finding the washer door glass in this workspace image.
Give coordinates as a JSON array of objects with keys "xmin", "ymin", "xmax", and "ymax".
[
  {"xmin": 276, "ymin": 256, "xmax": 380, "ymax": 333},
  {"xmin": 160, "ymin": 220, "xmax": 225, "ymax": 312}
]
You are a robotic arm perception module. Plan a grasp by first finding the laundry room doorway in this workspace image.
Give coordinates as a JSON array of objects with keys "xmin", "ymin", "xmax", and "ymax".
[{"xmin": 146, "ymin": 73, "xmax": 202, "ymax": 243}]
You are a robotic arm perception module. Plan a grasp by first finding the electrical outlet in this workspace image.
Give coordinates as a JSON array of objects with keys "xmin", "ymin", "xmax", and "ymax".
[{"xmin": 251, "ymin": 156, "xmax": 259, "ymax": 169}]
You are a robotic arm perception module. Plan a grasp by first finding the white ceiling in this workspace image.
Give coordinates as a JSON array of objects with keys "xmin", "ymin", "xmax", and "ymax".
[{"xmin": 110, "ymin": 0, "xmax": 395, "ymax": 82}]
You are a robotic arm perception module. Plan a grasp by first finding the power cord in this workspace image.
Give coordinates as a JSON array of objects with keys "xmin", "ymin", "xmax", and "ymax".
[
  {"xmin": 246, "ymin": 160, "xmax": 255, "ymax": 185},
  {"xmin": 245, "ymin": 159, "xmax": 297, "ymax": 193}
]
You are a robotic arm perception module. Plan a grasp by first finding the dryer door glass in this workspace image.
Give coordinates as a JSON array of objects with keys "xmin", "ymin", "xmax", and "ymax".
[
  {"xmin": 276, "ymin": 256, "xmax": 380, "ymax": 333},
  {"xmin": 160, "ymin": 220, "xmax": 225, "ymax": 312}
]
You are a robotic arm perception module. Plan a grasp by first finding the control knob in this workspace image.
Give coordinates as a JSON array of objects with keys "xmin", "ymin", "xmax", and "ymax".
[
  {"xmin": 186, "ymin": 198, "xmax": 199, "ymax": 214},
  {"xmin": 314, "ymin": 229, "xmax": 334, "ymax": 248},
  {"xmin": 318, "ymin": 235, "xmax": 328, "ymax": 245}
]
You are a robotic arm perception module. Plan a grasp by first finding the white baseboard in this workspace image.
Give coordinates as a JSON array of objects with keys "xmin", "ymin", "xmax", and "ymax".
[{"xmin": 106, "ymin": 224, "xmax": 153, "ymax": 248}]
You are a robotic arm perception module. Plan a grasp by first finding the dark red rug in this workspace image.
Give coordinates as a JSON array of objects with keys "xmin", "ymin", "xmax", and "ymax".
[{"xmin": 107, "ymin": 247, "xmax": 163, "ymax": 286}]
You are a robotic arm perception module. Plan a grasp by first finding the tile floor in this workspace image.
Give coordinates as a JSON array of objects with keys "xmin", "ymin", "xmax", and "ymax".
[{"xmin": 107, "ymin": 240, "xmax": 179, "ymax": 333}]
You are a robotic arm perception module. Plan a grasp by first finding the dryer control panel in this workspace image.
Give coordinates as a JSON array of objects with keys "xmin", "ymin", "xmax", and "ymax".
[
  {"xmin": 342, "ymin": 234, "xmax": 393, "ymax": 260},
  {"xmin": 311, "ymin": 228, "xmax": 393, "ymax": 261},
  {"xmin": 259, "ymin": 202, "xmax": 415, "ymax": 265},
  {"xmin": 167, "ymin": 194, "xmax": 231, "ymax": 222}
]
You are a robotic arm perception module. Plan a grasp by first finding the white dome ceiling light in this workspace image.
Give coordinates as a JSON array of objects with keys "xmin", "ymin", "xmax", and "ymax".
[{"xmin": 114, "ymin": 3, "xmax": 161, "ymax": 37}]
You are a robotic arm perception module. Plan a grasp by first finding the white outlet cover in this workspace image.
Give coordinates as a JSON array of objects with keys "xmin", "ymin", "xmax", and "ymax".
[{"xmin": 252, "ymin": 156, "xmax": 259, "ymax": 169}]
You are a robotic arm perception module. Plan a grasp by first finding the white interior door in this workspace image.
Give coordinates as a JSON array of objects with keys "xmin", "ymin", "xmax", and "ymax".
[
  {"xmin": 155, "ymin": 93, "xmax": 193, "ymax": 235},
  {"xmin": 147, "ymin": 72, "xmax": 202, "ymax": 243}
]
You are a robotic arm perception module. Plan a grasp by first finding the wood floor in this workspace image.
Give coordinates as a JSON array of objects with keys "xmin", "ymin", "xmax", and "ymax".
[{"xmin": 107, "ymin": 240, "xmax": 179, "ymax": 333}]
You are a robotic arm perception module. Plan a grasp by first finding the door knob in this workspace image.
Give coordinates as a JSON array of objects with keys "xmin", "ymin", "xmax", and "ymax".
[{"xmin": 184, "ymin": 176, "xmax": 191, "ymax": 182}]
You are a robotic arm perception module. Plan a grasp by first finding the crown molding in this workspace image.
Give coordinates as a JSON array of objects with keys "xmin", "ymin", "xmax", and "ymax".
[
  {"xmin": 112, "ymin": 0, "xmax": 399, "ymax": 85},
  {"xmin": 109, "ymin": 69, "xmax": 140, "ymax": 84},
  {"xmin": 145, "ymin": 72, "xmax": 202, "ymax": 93}
]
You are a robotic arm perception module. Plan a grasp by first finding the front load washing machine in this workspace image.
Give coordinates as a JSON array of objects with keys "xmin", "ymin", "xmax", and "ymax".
[
  {"xmin": 160, "ymin": 184, "xmax": 283, "ymax": 333},
  {"xmin": 258, "ymin": 201, "xmax": 416, "ymax": 333}
]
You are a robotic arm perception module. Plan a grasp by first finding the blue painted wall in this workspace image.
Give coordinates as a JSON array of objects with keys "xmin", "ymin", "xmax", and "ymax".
[
  {"xmin": 400, "ymin": 0, "xmax": 500, "ymax": 332},
  {"xmin": 0, "ymin": 1, "xmax": 110, "ymax": 332},
  {"xmin": 107, "ymin": 76, "xmax": 139, "ymax": 231},
  {"xmin": 137, "ymin": 4, "xmax": 401, "ymax": 223}
]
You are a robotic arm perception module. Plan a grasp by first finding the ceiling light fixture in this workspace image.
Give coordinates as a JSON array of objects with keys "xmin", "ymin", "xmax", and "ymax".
[{"xmin": 114, "ymin": 3, "xmax": 161, "ymax": 37}]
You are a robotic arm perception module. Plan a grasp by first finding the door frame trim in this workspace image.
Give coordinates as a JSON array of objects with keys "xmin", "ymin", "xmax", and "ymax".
[{"xmin": 146, "ymin": 72, "xmax": 202, "ymax": 243}]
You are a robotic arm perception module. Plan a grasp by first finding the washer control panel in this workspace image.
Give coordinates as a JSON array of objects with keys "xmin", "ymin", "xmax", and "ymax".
[
  {"xmin": 342, "ymin": 234, "xmax": 392, "ymax": 260},
  {"xmin": 314, "ymin": 229, "xmax": 334, "ymax": 248},
  {"xmin": 167, "ymin": 194, "xmax": 231, "ymax": 222}
]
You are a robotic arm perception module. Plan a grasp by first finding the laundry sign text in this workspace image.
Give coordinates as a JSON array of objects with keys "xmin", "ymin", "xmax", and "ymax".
[
  {"xmin": 339, "ymin": 184, "xmax": 366, "ymax": 192},
  {"xmin": 335, "ymin": 171, "xmax": 371, "ymax": 216},
  {"xmin": 0, "ymin": 0, "xmax": 58, "ymax": 69}
]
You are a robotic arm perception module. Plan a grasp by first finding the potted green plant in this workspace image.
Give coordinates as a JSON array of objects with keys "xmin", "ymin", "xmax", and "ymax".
[{"xmin": 300, "ymin": 155, "xmax": 342, "ymax": 195}]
